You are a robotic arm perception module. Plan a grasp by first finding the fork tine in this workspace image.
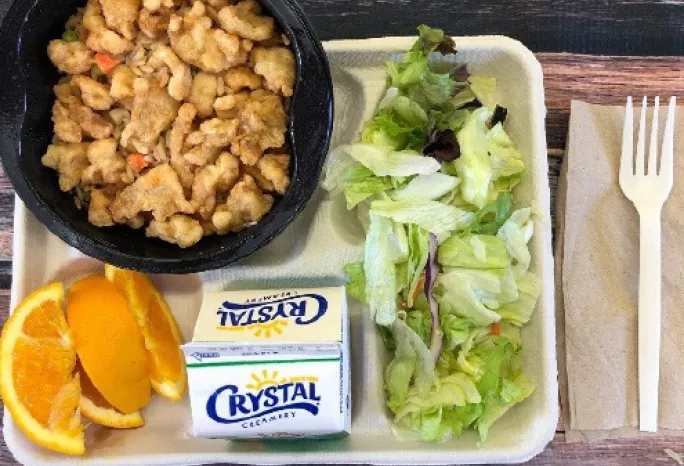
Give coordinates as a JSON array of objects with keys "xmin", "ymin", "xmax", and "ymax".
[
  {"xmin": 636, "ymin": 96, "xmax": 647, "ymax": 176},
  {"xmin": 660, "ymin": 96, "xmax": 676, "ymax": 183},
  {"xmin": 648, "ymin": 96, "xmax": 660, "ymax": 176},
  {"xmin": 620, "ymin": 97, "xmax": 634, "ymax": 182}
]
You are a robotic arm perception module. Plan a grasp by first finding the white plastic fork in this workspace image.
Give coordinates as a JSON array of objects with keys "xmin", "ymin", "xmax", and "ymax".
[{"xmin": 619, "ymin": 96, "xmax": 676, "ymax": 432}]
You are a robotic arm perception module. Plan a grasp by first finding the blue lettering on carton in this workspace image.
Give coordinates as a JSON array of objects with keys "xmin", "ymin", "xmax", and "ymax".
[{"xmin": 216, "ymin": 294, "xmax": 328, "ymax": 330}]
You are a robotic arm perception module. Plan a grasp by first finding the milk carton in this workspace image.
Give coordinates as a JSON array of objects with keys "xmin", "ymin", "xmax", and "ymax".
[{"xmin": 182, "ymin": 287, "xmax": 350, "ymax": 439}]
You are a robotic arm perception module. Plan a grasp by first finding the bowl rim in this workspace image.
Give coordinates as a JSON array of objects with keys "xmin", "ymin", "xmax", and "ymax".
[{"xmin": 0, "ymin": 0, "xmax": 333, "ymax": 274}]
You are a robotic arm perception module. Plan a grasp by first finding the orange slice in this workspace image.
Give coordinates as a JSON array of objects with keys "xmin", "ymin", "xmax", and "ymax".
[
  {"xmin": 104, "ymin": 265, "xmax": 187, "ymax": 401},
  {"xmin": 77, "ymin": 361, "xmax": 144, "ymax": 429},
  {"xmin": 67, "ymin": 276, "xmax": 151, "ymax": 414},
  {"xmin": 0, "ymin": 282, "xmax": 85, "ymax": 455}
]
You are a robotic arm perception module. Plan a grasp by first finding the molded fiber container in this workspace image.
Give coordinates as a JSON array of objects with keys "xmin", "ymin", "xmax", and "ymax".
[{"xmin": 4, "ymin": 36, "xmax": 558, "ymax": 465}]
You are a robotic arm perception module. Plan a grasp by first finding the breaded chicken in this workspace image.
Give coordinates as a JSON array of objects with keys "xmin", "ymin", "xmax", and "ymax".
[
  {"xmin": 109, "ymin": 64, "xmax": 136, "ymax": 101},
  {"xmin": 149, "ymin": 46, "xmax": 192, "ymax": 101},
  {"xmin": 213, "ymin": 91, "xmax": 249, "ymax": 119},
  {"xmin": 71, "ymin": 75, "xmax": 114, "ymax": 111},
  {"xmin": 83, "ymin": 0, "xmax": 133, "ymax": 55},
  {"xmin": 231, "ymin": 89, "xmax": 286, "ymax": 165},
  {"xmin": 168, "ymin": 1, "xmax": 249, "ymax": 73},
  {"xmin": 99, "ymin": 0, "xmax": 140, "ymax": 40},
  {"xmin": 224, "ymin": 66, "xmax": 262, "ymax": 92},
  {"xmin": 199, "ymin": 117, "xmax": 239, "ymax": 147},
  {"xmin": 68, "ymin": 102, "xmax": 114, "ymax": 139},
  {"xmin": 217, "ymin": 0, "xmax": 274, "ymax": 42},
  {"xmin": 188, "ymin": 72, "xmax": 218, "ymax": 118},
  {"xmin": 121, "ymin": 77, "xmax": 180, "ymax": 153},
  {"xmin": 47, "ymin": 40, "xmax": 93, "ymax": 74},
  {"xmin": 251, "ymin": 46, "xmax": 295, "ymax": 97},
  {"xmin": 212, "ymin": 175, "xmax": 273, "ymax": 234},
  {"xmin": 256, "ymin": 153, "xmax": 290, "ymax": 194},
  {"xmin": 52, "ymin": 101, "xmax": 83, "ymax": 143},
  {"xmin": 146, "ymin": 214, "xmax": 203, "ymax": 247},
  {"xmin": 88, "ymin": 189, "xmax": 115, "ymax": 226},
  {"xmin": 110, "ymin": 163, "xmax": 194, "ymax": 222},
  {"xmin": 191, "ymin": 151, "xmax": 240, "ymax": 218},
  {"xmin": 138, "ymin": 7, "xmax": 169, "ymax": 38},
  {"xmin": 41, "ymin": 143, "xmax": 90, "ymax": 192},
  {"xmin": 81, "ymin": 138, "xmax": 127, "ymax": 185}
]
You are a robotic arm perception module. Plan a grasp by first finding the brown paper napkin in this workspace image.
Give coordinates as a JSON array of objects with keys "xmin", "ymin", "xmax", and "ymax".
[{"xmin": 559, "ymin": 100, "xmax": 684, "ymax": 441}]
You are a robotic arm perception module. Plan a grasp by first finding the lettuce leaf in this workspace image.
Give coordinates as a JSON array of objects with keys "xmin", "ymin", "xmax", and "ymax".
[
  {"xmin": 364, "ymin": 214, "xmax": 398, "ymax": 326},
  {"xmin": 403, "ymin": 224, "xmax": 430, "ymax": 307},
  {"xmin": 343, "ymin": 175, "xmax": 393, "ymax": 209},
  {"xmin": 468, "ymin": 76, "xmax": 497, "ymax": 109},
  {"xmin": 487, "ymin": 123, "xmax": 525, "ymax": 182},
  {"xmin": 496, "ymin": 272, "xmax": 542, "ymax": 326},
  {"xmin": 343, "ymin": 262, "xmax": 366, "ymax": 304},
  {"xmin": 454, "ymin": 107, "xmax": 493, "ymax": 208},
  {"xmin": 392, "ymin": 173, "xmax": 460, "ymax": 202},
  {"xmin": 435, "ymin": 270, "xmax": 502, "ymax": 326},
  {"xmin": 370, "ymin": 199, "xmax": 475, "ymax": 240},
  {"xmin": 438, "ymin": 234, "xmax": 510, "ymax": 269},
  {"xmin": 476, "ymin": 374, "xmax": 534, "ymax": 442},
  {"xmin": 341, "ymin": 144, "xmax": 440, "ymax": 177},
  {"xmin": 497, "ymin": 208, "xmax": 534, "ymax": 276}
]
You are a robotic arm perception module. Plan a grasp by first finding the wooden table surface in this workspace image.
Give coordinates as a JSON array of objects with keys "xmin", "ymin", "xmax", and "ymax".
[{"xmin": 2, "ymin": 0, "xmax": 684, "ymax": 465}]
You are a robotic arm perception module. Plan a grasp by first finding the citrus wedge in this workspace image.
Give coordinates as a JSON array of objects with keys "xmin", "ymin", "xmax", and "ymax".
[
  {"xmin": 104, "ymin": 265, "xmax": 187, "ymax": 401},
  {"xmin": 0, "ymin": 282, "xmax": 85, "ymax": 455},
  {"xmin": 67, "ymin": 276, "xmax": 151, "ymax": 414},
  {"xmin": 77, "ymin": 361, "xmax": 144, "ymax": 429}
]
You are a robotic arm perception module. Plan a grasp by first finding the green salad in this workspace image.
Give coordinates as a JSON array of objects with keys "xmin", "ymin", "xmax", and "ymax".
[{"xmin": 323, "ymin": 25, "xmax": 542, "ymax": 443}]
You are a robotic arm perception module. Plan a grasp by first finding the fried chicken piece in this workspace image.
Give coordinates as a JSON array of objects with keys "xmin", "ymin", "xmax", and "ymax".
[
  {"xmin": 68, "ymin": 102, "xmax": 114, "ymax": 139},
  {"xmin": 54, "ymin": 81, "xmax": 80, "ymax": 105},
  {"xmin": 251, "ymin": 46, "xmax": 295, "ymax": 97},
  {"xmin": 224, "ymin": 66, "xmax": 262, "ymax": 92},
  {"xmin": 121, "ymin": 77, "xmax": 180, "ymax": 153},
  {"xmin": 199, "ymin": 117, "xmax": 239, "ymax": 147},
  {"xmin": 110, "ymin": 64, "xmax": 136, "ymax": 101},
  {"xmin": 99, "ymin": 0, "xmax": 140, "ymax": 40},
  {"xmin": 138, "ymin": 7, "xmax": 169, "ymax": 38},
  {"xmin": 52, "ymin": 101, "xmax": 82, "ymax": 143},
  {"xmin": 231, "ymin": 89, "xmax": 286, "ymax": 165},
  {"xmin": 110, "ymin": 164, "xmax": 194, "ymax": 222},
  {"xmin": 256, "ymin": 153, "xmax": 290, "ymax": 194},
  {"xmin": 146, "ymin": 214, "xmax": 203, "ymax": 247},
  {"xmin": 83, "ymin": 0, "xmax": 133, "ymax": 55},
  {"xmin": 142, "ymin": 0, "xmax": 178, "ymax": 12},
  {"xmin": 47, "ymin": 40, "xmax": 93, "ymax": 75},
  {"xmin": 149, "ymin": 46, "xmax": 192, "ymax": 101},
  {"xmin": 71, "ymin": 75, "xmax": 114, "ymax": 111},
  {"xmin": 168, "ymin": 1, "xmax": 249, "ymax": 73},
  {"xmin": 212, "ymin": 175, "xmax": 273, "ymax": 234},
  {"xmin": 213, "ymin": 91, "xmax": 249, "ymax": 119},
  {"xmin": 217, "ymin": 0, "xmax": 274, "ymax": 42},
  {"xmin": 41, "ymin": 143, "xmax": 90, "ymax": 192},
  {"xmin": 188, "ymin": 72, "xmax": 218, "ymax": 118},
  {"xmin": 184, "ymin": 142, "xmax": 221, "ymax": 166},
  {"xmin": 191, "ymin": 151, "xmax": 240, "ymax": 218},
  {"xmin": 169, "ymin": 103, "xmax": 196, "ymax": 158},
  {"xmin": 88, "ymin": 189, "xmax": 115, "ymax": 226},
  {"xmin": 185, "ymin": 130, "xmax": 205, "ymax": 147},
  {"xmin": 215, "ymin": 150, "xmax": 240, "ymax": 191},
  {"xmin": 81, "ymin": 138, "xmax": 127, "ymax": 185}
]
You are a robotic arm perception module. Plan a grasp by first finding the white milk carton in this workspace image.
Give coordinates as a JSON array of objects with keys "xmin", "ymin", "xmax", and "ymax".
[{"xmin": 182, "ymin": 287, "xmax": 350, "ymax": 439}]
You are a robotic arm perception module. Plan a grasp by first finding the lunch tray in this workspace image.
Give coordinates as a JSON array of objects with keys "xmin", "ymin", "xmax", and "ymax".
[{"xmin": 4, "ymin": 36, "xmax": 558, "ymax": 465}]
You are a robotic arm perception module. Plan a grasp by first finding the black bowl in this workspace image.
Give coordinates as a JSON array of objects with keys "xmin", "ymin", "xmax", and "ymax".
[{"xmin": 0, "ymin": 0, "xmax": 333, "ymax": 274}]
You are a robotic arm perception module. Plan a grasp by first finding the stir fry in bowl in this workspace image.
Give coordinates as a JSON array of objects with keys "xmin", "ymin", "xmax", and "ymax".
[{"xmin": 43, "ymin": 0, "xmax": 295, "ymax": 248}]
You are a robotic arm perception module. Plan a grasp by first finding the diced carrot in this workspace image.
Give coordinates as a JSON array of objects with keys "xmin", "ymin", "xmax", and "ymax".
[
  {"xmin": 127, "ymin": 153, "xmax": 148, "ymax": 172},
  {"xmin": 412, "ymin": 275, "xmax": 426, "ymax": 303},
  {"xmin": 93, "ymin": 53, "xmax": 120, "ymax": 74},
  {"xmin": 490, "ymin": 322, "xmax": 501, "ymax": 337}
]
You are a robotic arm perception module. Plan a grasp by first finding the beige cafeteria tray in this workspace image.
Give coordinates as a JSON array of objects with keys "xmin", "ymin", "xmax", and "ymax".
[{"xmin": 4, "ymin": 36, "xmax": 558, "ymax": 465}]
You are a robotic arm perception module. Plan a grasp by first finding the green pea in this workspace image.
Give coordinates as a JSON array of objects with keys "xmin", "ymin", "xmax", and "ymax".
[
  {"xmin": 91, "ymin": 65, "xmax": 103, "ymax": 79},
  {"xmin": 62, "ymin": 30, "xmax": 78, "ymax": 42}
]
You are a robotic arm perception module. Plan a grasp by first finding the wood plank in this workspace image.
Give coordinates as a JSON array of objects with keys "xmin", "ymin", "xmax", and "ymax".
[{"xmin": 296, "ymin": 0, "xmax": 684, "ymax": 56}]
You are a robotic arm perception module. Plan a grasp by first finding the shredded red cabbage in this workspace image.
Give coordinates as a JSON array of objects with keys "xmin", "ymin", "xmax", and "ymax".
[{"xmin": 425, "ymin": 232, "xmax": 443, "ymax": 363}]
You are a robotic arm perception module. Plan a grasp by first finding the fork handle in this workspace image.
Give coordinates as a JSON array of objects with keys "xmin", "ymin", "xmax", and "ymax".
[{"xmin": 638, "ymin": 208, "xmax": 662, "ymax": 432}]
